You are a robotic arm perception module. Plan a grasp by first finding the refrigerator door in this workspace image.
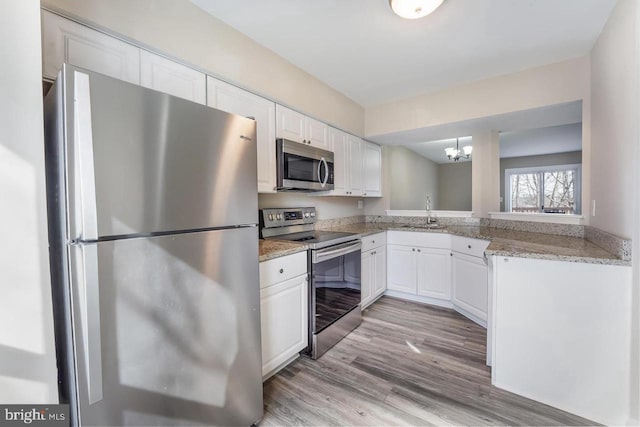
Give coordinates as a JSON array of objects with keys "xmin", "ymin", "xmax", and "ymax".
[
  {"xmin": 62, "ymin": 65, "xmax": 258, "ymax": 241},
  {"xmin": 67, "ymin": 227, "xmax": 262, "ymax": 426}
]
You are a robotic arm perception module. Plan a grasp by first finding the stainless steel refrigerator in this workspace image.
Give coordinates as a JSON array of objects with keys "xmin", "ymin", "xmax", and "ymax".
[{"xmin": 44, "ymin": 64, "xmax": 263, "ymax": 426}]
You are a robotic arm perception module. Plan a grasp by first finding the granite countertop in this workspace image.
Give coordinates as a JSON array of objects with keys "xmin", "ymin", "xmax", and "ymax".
[
  {"xmin": 320, "ymin": 223, "xmax": 627, "ymax": 266},
  {"xmin": 259, "ymin": 239, "xmax": 308, "ymax": 262}
]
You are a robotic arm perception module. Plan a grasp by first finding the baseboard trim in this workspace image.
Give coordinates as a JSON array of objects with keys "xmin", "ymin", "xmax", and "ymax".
[
  {"xmin": 384, "ymin": 290, "xmax": 454, "ymax": 309},
  {"xmin": 453, "ymin": 305, "xmax": 487, "ymax": 328},
  {"xmin": 262, "ymin": 353, "xmax": 300, "ymax": 382}
]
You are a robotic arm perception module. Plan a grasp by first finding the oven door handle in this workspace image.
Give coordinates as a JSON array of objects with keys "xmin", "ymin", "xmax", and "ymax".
[{"xmin": 313, "ymin": 241, "xmax": 361, "ymax": 264}]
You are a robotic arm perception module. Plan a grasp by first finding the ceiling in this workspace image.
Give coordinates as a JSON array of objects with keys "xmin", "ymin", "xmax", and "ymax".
[
  {"xmin": 500, "ymin": 123, "xmax": 582, "ymax": 159},
  {"xmin": 190, "ymin": 0, "xmax": 616, "ymax": 106}
]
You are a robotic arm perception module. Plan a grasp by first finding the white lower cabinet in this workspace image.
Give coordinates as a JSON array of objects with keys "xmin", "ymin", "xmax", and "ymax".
[
  {"xmin": 259, "ymin": 252, "xmax": 308, "ymax": 379},
  {"xmin": 417, "ymin": 248, "xmax": 452, "ymax": 300},
  {"xmin": 452, "ymin": 252, "xmax": 488, "ymax": 323},
  {"xmin": 361, "ymin": 233, "xmax": 387, "ymax": 309},
  {"xmin": 387, "ymin": 245, "xmax": 418, "ymax": 294}
]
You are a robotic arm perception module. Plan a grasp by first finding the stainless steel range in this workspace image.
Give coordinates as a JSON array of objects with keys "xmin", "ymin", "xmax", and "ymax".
[{"xmin": 260, "ymin": 207, "xmax": 362, "ymax": 359}]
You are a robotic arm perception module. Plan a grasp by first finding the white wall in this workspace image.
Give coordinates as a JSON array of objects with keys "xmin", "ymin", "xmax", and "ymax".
[
  {"xmin": 0, "ymin": 0, "xmax": 58, "ymax": 403},
  {"xmin": 388, "ymin": 146, "xmax": 439, "ymax": 211},
  {"xmin": 590, "ymin": 0, "xmax": 637, "ymax": 240},
  {"xmin": 589, "ymin": 0, "xmax": 639, "ymax": 422},
  {"xmin": 365, "ymin": 56, "xmax": 590, "ymax": 138},
  {"xmin": 41, "ymin": 0, "xmax": 365, "ymax": 136},
  {"xmin": 472, "ymin": 130, "xmax": 501, "ymax": 217}
]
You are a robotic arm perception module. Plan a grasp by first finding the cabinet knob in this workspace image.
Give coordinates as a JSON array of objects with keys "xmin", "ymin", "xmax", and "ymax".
[
  {"xmin": 364, "ymin": 193, "xmax": 367, "ymax": 196},
  {"xmin": 468, "ymin": 245, "xmax": 472, "ymax": 249},
  {"xmin": 279, "ymin": 268, "xmax": 284, "ymax": 274},
  {"xmin": 417, "ymin": 249, "xmax": 421, "ymax": 252},
  {"xmin": 412, "ymin": 248, "xmax": 415, "ymax": 252},
  {"xmin": 372, "ymin": 240, "xmax": 375, "ymax": 244}
]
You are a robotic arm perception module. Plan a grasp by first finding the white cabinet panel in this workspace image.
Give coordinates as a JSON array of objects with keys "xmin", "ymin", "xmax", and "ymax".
[
  {"xmin": 361, "ymin": 232, "xmax": 386, "ymax": 253},
  {"xmin": 305, "ymin": 116, "xmax": 329, "ymax": 149},
  {"xmin": 387, "ymin": 231, "xmax": 451, "ymax": 249},
  {"xmin": 363, "ymin": 141, "xmax": 382, "ymax": 197},
  {"xmin": 361, "ymin": 250, "xmax": 373, "ymax": 308},
  {"xmin": 260, "ymin": 274, "xmax": 308, "ymax": 378},
  {"xmin": 452, "ymin": 252, "xmax": 488, "ymax": 321},
  {"xmin": 259, "ymin": 251, "xmax": 307, "ymax": 288},
  {"xmin": 387, "ymin": 245, "xmax": 417, "ymax": 294},
  {"xmin": 276, "ymin": 105, "xmax": 306, "ymax": 143},
  {"xmin": 373, "ymin": 246, "xmax": 387, "ymax": 298},
  {"xmin": 140, "ymin": 51, "xmax": 205, "ymax": 104},
  {"xmin": 451, "ymin": 235, "xmax": 489, "ymax": 258},
  {"xmin": 42, "ymin": 10, "xmax": 140, "ymax": 84},
  {"xmin": 416, "ymin": 248, "xmax": 451, "ymax": 300},
  {"xmin": 208, "ymin": 77, "xmax": 277, "ymax": 193},
  {"xmin": 348, "ymin": 135, "xmax": 363, "ymax": 196},
  {"xmin": 329, "ymin": 127, "xmax": 348, "ymax": 196}
]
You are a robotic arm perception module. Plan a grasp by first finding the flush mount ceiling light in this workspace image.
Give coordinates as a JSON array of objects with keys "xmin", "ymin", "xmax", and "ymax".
[
  {"xmin": 445, "ymin": 138, "xmax": 472, "ymax": 162},
  {"xmin": 389, "ymin": 0, "xmax": 445, "ymax": 19}
]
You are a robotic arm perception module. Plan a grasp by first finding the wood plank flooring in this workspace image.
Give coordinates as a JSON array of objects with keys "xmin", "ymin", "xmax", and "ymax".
[{"xmin": 261, "ymin": 296, "xmax": 596, "ymax": 426}]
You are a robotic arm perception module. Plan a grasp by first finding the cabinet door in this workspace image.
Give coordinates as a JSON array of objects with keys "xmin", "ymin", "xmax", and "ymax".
[
  {"xmin": 361, "ymin": 250, "xmax": 373, "ymax": 308},
  {"xmin": 140, "ymin": 51, "xmax": 206, "ymax": 104},
  {"xmin": 452, "ymin": 252, "xmax": 488, "ymax": 321},
  {"xmin": 329, "ymin": 127, "xmax": 349, "ymax": 196},
  {"xmin": 260, "ymin": 274, "xmax": 308, "ymax": 378},
  {"xmin": 305, "ymin": 117, "xmax": 329, "ymax": 150},
  {"xmin": 416, "ymin": 248, "xmax": 451, "ymax": 300},
  {"xmin": 208, "ymin": 77, "xmax": 276, "ymax": 193},
  {"xmin": 348, "ymin": 135, "xmax": 364, "ymax": 196},
  {"xmin": 275, "ymin": 105, "xmax": 306, "ymax": 143},
  {"xmin": 387, "ymin": 245, "xmax": 417, "ymax": 294},
  {"xmin": 42, "ymin": 11, "xmax": 140, "ymax": 84},
  {"xmin": 373, "ymin": 246, "xmax": 387, "ymax": 298},
  {"xmin": 363, "ymin": 142, "xmax": 382, "ymax": 197}
]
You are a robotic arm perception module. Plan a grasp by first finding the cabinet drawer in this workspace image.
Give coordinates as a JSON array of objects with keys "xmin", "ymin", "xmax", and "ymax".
[
  {"xmin": 387, "ymin": 231, "xmax": 450, "ymax": 249},
  {"xmin": 260, "ymin": 251, "xmax": 307, "ymax": 288},
  {"xmin": 361, "ymin": 232, "xmax": 386, "ymax": 252},
  {"xmin": 451, "ymin": 235, "xmax": 489, "ymax": 258}
]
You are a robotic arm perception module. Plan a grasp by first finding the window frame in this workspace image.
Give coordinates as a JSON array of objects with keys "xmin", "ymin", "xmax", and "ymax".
[{"xmin": 505, "ymin": 163, "xmax": 582, "ymax": 215}]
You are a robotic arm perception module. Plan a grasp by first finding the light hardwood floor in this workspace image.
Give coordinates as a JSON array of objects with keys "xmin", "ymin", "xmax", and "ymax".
[{"xmin": 261, "ymin": 296, "xmax": 596, "ymax": 426}]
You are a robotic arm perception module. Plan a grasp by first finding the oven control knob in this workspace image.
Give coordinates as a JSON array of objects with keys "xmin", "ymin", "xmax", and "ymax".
[
  {"xmin": 277, "ymin": 214, "xmax": 282, "ymax": 220},
  {"xmin": 304, "ymin": 212, "xmax": 310, "ymax": 218},
  {"xmin": 310, "ymin": 212, "xmax": 316, "ymax": 217},
  {"xmin": 268, "ymin": 214, "xmax": 274, "ymax": 221}
]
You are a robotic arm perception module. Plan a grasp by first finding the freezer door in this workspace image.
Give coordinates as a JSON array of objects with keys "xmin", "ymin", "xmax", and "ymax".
[
  {"xmin": 67, "ymin": 227, "xmax": 262, "ymax": 426},
  {"xmin": 62, "ymin": 66, "xmax": 258, "ymax": 241}
]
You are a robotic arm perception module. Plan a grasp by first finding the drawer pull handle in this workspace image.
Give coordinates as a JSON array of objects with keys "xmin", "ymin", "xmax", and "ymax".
[{"xmin": 279, "ymin": 268, "xmax": 284, "ymax": 274}]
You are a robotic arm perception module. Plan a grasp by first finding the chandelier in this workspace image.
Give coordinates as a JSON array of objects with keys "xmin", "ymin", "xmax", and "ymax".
[{"xmin": 444, "ymin": 138, "xmax": 472, "ymax": 162}]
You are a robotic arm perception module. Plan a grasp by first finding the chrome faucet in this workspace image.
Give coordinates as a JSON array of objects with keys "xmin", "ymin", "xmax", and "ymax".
[{"xmin": 426, "ymin": 195, "xmax": 437, "ymax": 225}]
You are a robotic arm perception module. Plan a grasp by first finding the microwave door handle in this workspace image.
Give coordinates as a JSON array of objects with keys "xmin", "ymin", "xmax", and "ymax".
[
  {"xmin": 317, "ymin": 158, "xmax": 322, "ymax": 187},
  {"xmin": 321, "ymin": 158, "xmax": 329, "ymax": 187}
]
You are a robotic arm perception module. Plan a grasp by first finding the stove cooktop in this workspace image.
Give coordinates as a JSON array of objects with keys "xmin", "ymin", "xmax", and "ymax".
[{"xmin": 267, "ymin": 230, "xmax": 359, "ymax": 250}]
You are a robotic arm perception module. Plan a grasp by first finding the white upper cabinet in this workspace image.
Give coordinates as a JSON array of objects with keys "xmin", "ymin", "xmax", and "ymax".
[
  {"xmin": 42, "ymin": 10, "xmax": 140, "ymax": 84},
  {"xmin": 275, "ymin": 105, "xmax": 306, "ymax": 143},
  {"xmin": 348, "ymin": 135, "xmax": 363, "ymax": 196},
  {"xmin": 276, "ymin": 105, "xmax": 329, "ymax": 150},
  {"xmin": 140, "ymin": 51, "xmax": 206, "ymax": 104},
  {"xmin": 328, "ymin": 127, "xmax": 365, "ymax": 196},
  {"xmin": 305, "ymin": 116, "xmax": 329, "ymax": 150},
  {"xmin": 329, "ymin": 127, "xmax": 348, "ymax": 196},
  {"xmin": 208, "ymin": 76, "xmax": 277, "ymax": 193},
  {"xmin": 363, "ymin": 141, "xmax": 382, "ymax": 197}
]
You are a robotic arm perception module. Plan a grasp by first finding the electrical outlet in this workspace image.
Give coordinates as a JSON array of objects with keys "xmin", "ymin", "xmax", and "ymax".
[
  {"xmin": 357, "ymin": 200, "xmax": 363, "ymax": 209},
  {"xmin": 592, "ymin": 199, "xmax": 596, "ymax": 217}
]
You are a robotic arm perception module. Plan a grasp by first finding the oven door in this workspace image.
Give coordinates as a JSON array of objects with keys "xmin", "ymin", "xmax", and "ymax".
[
  {"xmin": 277, "ymin": 139, "xmax": 334, "ymax": 191},
  {"xmin": 311, "ymin": 241, "xmax": 361, "ymax": 334}
]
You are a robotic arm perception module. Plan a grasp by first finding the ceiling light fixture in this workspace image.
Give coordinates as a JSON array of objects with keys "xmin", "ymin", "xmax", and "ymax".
[
  {"xmin": 389, "ymin": 0, "xmax": 445, "ymax": 19},
  {"xmin": 445, "ymin": 138, "xmax": 472, "ymax": 162}
]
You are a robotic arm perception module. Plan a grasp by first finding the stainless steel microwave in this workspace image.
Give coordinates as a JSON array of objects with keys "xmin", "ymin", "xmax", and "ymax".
[{"xmin": 276, "ymin": 138, "xmax": 334, "ymax": 191}]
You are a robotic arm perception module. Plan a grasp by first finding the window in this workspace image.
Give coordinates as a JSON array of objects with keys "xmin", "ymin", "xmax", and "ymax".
[{"xmin": 505, "ymin": 164, "xmax": 581, "ymax": 214}]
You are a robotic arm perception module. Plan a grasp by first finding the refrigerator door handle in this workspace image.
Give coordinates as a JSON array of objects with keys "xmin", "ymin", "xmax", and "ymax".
[
  {"xmin": 73, "ymin": 71, "xmax": 99, "ymax": 241},
  {"xmin": 77, "ymin": 244, "xmax": 103, "ymax": 404}
]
